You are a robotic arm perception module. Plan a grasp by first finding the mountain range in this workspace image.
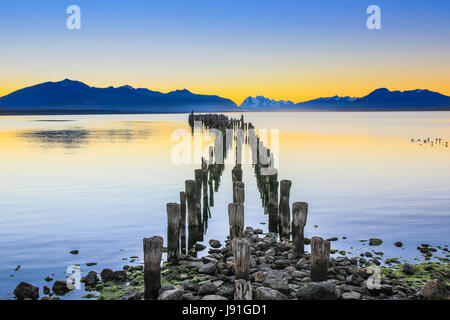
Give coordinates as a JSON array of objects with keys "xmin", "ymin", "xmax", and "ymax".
[
  {"xmin": 0, "ymin": 79, "xmax": 449, "ymax": 114},
  {"xmin": 0, "ymin": 79, "xmax": 237, "ymax": 114}
]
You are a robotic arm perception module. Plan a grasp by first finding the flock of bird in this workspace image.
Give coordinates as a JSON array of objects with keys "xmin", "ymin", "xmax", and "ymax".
[{"xmin": 410, "ymin": 137, "xmax": 448, "ymax": 148}]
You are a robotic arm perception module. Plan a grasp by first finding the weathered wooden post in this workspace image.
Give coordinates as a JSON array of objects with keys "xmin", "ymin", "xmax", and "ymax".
[
  {"xmin": 279, "ymin": 180, "xmax": 292, "ymax": 240},
  {"xmin": 232, "ymin": 164, "xmax": 242, "ymax": 182},
  {"xmin": 194, "ymin": 169, "xmax": 203, "ymax": 224},
  {"xmin": 185, "ymin": 180, "xmax": 198, "ymax": 228},
  {"xmin": 233, "ymin": 181, "xmax": 245, "ymax": 204},
  {"xmin": 185, "ymin": 180, "xmax": 200, "ymax": 251},
  {"xmin": 310, "ymin": 236, "xmax": 330, "ymax": 282},
  {"xmin": 234, "ymin": 279, "xmax": 252, "ymax": 300},
  {"xmin": 167, "ymin": 203, "xmax": 180, "ymax": 263},
  {"xmin": 268, "ymin": 176, "xmax": 279, "ymax": 233},
  {"xmin": 228, "ymin": 203, "xmax": 244, "ymax": 239},
  {"xmin": 292, "ymin": 202, "xmax": 308, "ymax": 256},
  {"xmin": 143, "ymin": 236, "xmax": 163, "ymax": 300},
  {"xmin": 180, "ymin": 192, "xmax": 187, "ymax": 254},
  {"xmin": 232, "ymin": 237, "xmax": 251, "ymax": 280}
]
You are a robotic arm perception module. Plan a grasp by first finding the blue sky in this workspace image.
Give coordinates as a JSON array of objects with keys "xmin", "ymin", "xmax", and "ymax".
[{"xmin": 0, "ymin": 0, "xmax": 449, "ymax": 103}]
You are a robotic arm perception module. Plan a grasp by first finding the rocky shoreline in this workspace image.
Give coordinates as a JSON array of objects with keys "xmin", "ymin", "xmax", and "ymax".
[{"xmin": 13, "ymin": 227, "xmax": 450, "ymax": 301}]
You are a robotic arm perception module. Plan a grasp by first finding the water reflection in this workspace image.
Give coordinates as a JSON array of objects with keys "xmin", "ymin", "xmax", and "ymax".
[{"xmin": 17, "ymin": 127, "xmax": 152, "ymax": 149}]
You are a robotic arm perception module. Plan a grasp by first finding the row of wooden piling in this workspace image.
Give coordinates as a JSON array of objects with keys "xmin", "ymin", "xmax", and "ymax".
[{"xmin": 142, "ymin": 113, "xmax": 331, "ymax": 300}]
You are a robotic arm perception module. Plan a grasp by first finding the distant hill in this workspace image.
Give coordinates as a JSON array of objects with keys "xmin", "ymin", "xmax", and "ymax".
[
  {"xmin": 295, "ymin": 88, "xmax": 450, "ymax": 111},
  {"xmin": 0, "ymin": 79, "xmax": 237, "ymax": 114},
  {"xmin": 1, "ymin": 80, "xmax": 449, "ymax": 114}
]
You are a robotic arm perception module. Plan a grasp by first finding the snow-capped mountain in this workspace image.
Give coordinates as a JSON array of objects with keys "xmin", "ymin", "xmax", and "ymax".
[{"xmin": 240, "ymin": 96, "xmax": 295, "ymax": 110}]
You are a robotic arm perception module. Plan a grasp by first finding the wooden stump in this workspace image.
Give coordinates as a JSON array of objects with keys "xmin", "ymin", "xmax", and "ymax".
[
  {"xmin": 233, "ymin": 181, "xmax": 245, "ymax": 204},
  {"xmin": 310, "ymin": 236, "xmax": 330, "ymax": 282},
  {"xmin": 143, "ymin": 236, "xmax": 163, "ymax": 300},
  {"xmin": 292, "ymin": 202, "xmax": 308, "ymax": 256},
  {"xmin": 228, "ymin": 203, "xmax": 244, "ymax": 239},
  {"xmin": 234, "ymin": 279, "xmax": 252, "ymax": 300},
  {"xmin": 279, "ymin": 180, "xmax": 292, "ymax": 240},
  {"xmin": 194, "ymin": 169, "xmax": 203, "ymax": 226},
  {"xmin": 167, "ymin": 203, "xmax": 181, "ymax": 263},
  {"xmin": 185, "ymin": 180, "xmax": 198, "ymax": 228},
  {"xmin": 232, "ymin": 238, "xmax": 251, "ymax": 280},
  {"xmin": 179, "ymin": 192, "xmax": 187, "ymax": 254},
  {"xmin": 232, "ymin": 164, "xmax": 242, "ymax": 182},
  {"xmin": 268, "ymin": 179, "xmax": 279, "ymax": 233}
]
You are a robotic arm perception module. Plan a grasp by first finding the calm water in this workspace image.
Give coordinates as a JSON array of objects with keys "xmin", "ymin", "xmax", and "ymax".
[{"xmin": 0, "ymin": 112, "xmax": 449, "ymax": 299}]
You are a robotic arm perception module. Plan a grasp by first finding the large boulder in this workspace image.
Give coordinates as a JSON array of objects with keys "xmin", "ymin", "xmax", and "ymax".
[
  {"xmin": 52, "ymin": 280, "xmax": 72, "ymax": 295},
  {"xmin": 254, "ymin": 287, "xmax": 288, "ymax": 300},
  {"xmin": 199, "ymin": 262, "xmax": 216, "ymax": 275},
  {"xmin": 84, "ymin": 271, "xmax": 99, "ymax": 286},
  {"xmin": 402, "ymin": 264, "xmax": 415, "ymax": 275},
  {"xmin": 209, "ymin": 239, "xmax": 222, "ymax": 248},
  {"xmin": 158, "ymin": 289, "xmax": 184, "ymax": 300},
  {"xmin": 114, "ymin": 270, "xmax": 128, "ymax": 281},
  {"xmin": 263, "ymin": 276, "xmax": 290, "ymax": 294},
  {"xmin": 198, "ymin": 282, "xmax": 217, "ymax": 295},
  {"xmin": 419, "ymin": 280, "xmax": 449, "ymax": 300},
  {"xmin": 100, "ymin": 268, "xmax": 115, "ymax": 282},
  {"xmin": 14, "ymin": 282, "xmax": 39, "ymax": 300},
  {"xmin": 296, "ymin": 282, "xmax": 340, "ymax": 300}
]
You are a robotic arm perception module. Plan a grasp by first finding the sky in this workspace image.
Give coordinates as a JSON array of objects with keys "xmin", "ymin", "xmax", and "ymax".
[{"xmin": 0, "ymin": 0, "xmax": 449, "ymax": 104}]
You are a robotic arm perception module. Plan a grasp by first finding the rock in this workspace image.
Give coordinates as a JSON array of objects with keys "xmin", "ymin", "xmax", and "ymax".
[
  {"xmin": 70, "ymin": 250, "xmax": 79, "ymax": 255},
  {"xmin": 341, "ymin": 291, "xmax": 361, "ymax": 300},
  {"xmin": 44, "ymin": 276, "xmax": 53, "ymax": 282},
  {"xmin": 291, "ymin": 271, "xmax": 308, "ymax": 279},
  {"xmin": 100, "ymin": 268, "xmax": 115, "ymax": 282},
  {"xmin": 265, "ymin": 248, "xmax": 276, "ymax": 256},
  {"xmin": 254, "ymin": 287, "xmax": 288, "ymax": 300},
  {"xmin": 254, "ymin": 229, "xmax": 263, "ymax": 234},
  {"xmin": 159, "ymin": 285, "xmax": 175, "ymax": 294},
  {"xmin": 195, "ymin": 243, "xmax": 206, "ymax": 251},
  {"xmin": 284, "ymin": 266, "xmax": 296, "ymax": 275},
  {"xmin": 364, "ymin": 252, "xmax": 372, "ymax": 257},
  {"xmin": 395, "ymin": 242, "xmax": 403, "ymax": 247},
  {"xmin": 86, "ymin": 262, "xmax": 97, "ymax": 266},
  {"xmin": 202, "ymin": 256, "xmax": 219, "ymax": 264},
  {"xmin": 199, "ymin": 262, "xmax": 216, "ymax": 275},
  {"xmin": 402, "ymin": 263, "xmax": 415, "ymax": 275},
  {"xmin": 198, "ymin": 282, "xmax": 217, "ymax": 295},
  {"xmin": 114, "ymin": 270, "xmax": 128, "ymax": 281},
  {"xmin": 217, "ymin": 285, "xmax": 234, "ymax": 299},
  {"xmin": 14, "ymin": 282, "xmax": 39, "ymax": 300},
  {"xmin": 346, "ymin": 274, "xmax": 364, "ymax": 286},
  {"xmin": 369, "ymin": 238, "xmax": 383, "ymax": 246},
  {"xmin": 296, "ymin": 282, "xmax": 340, "ymax": 300},
  {"xmin": 254, "ymin": 271, "xmax": 267, "ymax": 283},
  {"xmin": 84, "ymin": 271, "xmax": 99, "ymax": 286},
  {"xmin": 126, "ymin": 291, "xmax": 143, "ymax": 300},
  {"xmin": 181, "ymin": 280, "xmax": 198, "ymax": 292},
  {"xmin": 52, "ymin": 280, "xmax": 72, "ymax": 295},
  {"xmin": 43, "ymin": 286, "xmax": 50, "ymax": 295},
  {"xmin": 201, "ymin": 295, "xmax": 228, "ymax": 300},
  {"xmin": 209, "ymin": 239, "xmax": 222, "ymax": 248},
  {"xmin": 263, "ymin": 277, "xmax": 290, "ymax": 294},
  {"xmin": 368, "ymin": 284, "xmax": 393, "ymax": 296},
  {"xmin": 326, "ymin": 237, "xmax": 338, "ymax": 242},
  {"xmin": 182, "ymin": 292, "xmax": 197, "ymax": 300},
  {"xmin": 158, "ymin": 289, "xmax": 184, "ymax": 300},
  {"xmin": 419, "ymin": 280, "xmax": 449, "ymax": 300},
  {"xmin": 295, "ymin": 258, "xmax": 307, "ymax": 269}
]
